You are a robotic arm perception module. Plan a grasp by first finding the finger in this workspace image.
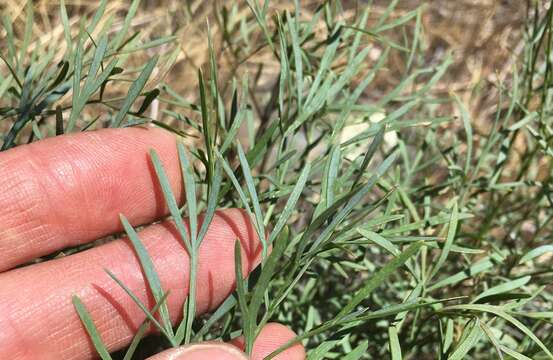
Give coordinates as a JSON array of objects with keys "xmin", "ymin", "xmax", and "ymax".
[
  {"xmin": 147, "ymin": 343, "xmax": 247, "ymax": 360},
  {"xmin": 0, "ymin": 208, "xmax": 262, "ymax": 360},
  {"xmin": 148, "ymin": 323, "xmax": 305, "ymax": 360},
  {"xmin": 0, "ymin": 126, "xmax": 183, "ymax": 272},
  {"xmin": 230, "ymin": 323, "xmax": 306, "ymax": 360}
]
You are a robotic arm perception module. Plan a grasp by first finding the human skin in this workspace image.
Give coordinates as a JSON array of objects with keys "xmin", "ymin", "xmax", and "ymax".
[{"xmin": 0, "ymin": 127, "xmax": 305, "ymax": 360}]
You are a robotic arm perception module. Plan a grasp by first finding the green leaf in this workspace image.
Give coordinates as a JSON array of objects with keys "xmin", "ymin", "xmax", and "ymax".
[
  {"xmin": 250, "ymin": 228, "xmax": 289, "ymax": 331},
  {"xmin": 268, "ymin": 163, "xmax": 310, "ymax": 244},
  {"xmin": 197, "ymin": 68, "xmax": 215, "ymax": 185},
  {"xmin": 307, "ymin": 341, "xmax": 340, "ymax": 360},
  {"xmin": 305, "ymin": 151, "xmax": 398, "ymax": 257},
  {"xmin": 112, "ymin": 56, "xmax": 158, "ymax": 127},
  {"xmin": 123, "ymin": 291, "xmax": 171, "ymax": 360},
  {"xmin": 343, "ymin": 340, "xmax": 368, "ymax": 360},
  {"xmin": 112, "ymin": 0, "xmax": 141, "ymax": 50},
  {"xmin": 83, "ymin": 35, "xmax": 109, "ymax": 96},
  {"xmin": 338, "ymin": 241, "xmax": 423, "ymax": 318},
  {"xmin": 388, "ymin": 326, "xmax": 402, "ymax": 360},
  {"xmin": 177, "ymin": 143, "xmax": 197, "ymax": 344},
  {"xmin": 237, "ymin": 143, "xmax": 267, "ymax": 254},
  {"xmin": 472, "ymin": 276, "xmax": 531, "ymax": 304},
  {"xmin": 358, "ymin": 229, "xmax": 400, "ymax": 256},
  {"xmin": 193, "ymin": 295, "xmax": 237, "ymax": 341},
  {"xmin": 442, "ymin": 304, "xmax": 553, "ymax": 359},
  {"xmin": 499, "ymin": 346, "xmax": 533, "ymax": 360},
  {"xmin": 217, "ymin": 150, "xmax": 256, "ymax": 222},
  {"xmin": 18, "ymin": 1, "xmax": 34, "ymax": 74},
  {"xmin": 234, "ymin": 240, "xmax": 251, "ymax": 351},
  {"xmin": 119, "ymin": 214, "xmax": 174, "ymax": 339},
  {"xmin": 351, "ymin": 124, "xmax": 385, "ymax": 188},
  {"xmin": 429, "ymin": 202, "xmax": 459, "ymax": 281},
  {"xmin": 150, "ymin": 149, "xmax": 191, "ymax": 252},
  {"xmin": 72, "ymin": 296, "xmax": 112, "ymax": 360},
  {"xmin": 480, "ymin": 321, "xmax": 505, "ymax": 360},
  {"xmin": 2, "ymin": 15, "xmax": 16, "ymax": 68},
  {"xmin": 313, "ymin": 145, "xmax": 341, "ymax": 218},
  {"xmin": 136, "ymin": 88, "xmax": 160, "ymax": 116},
  {"xmin": 221, "ymin": 78, "xmax": 248, "ymax": 154},
  {"xmin": 448, "ymin": 318, "xmax": 483, "ymax": 360},
  {"xmin": 59, "ymin": 0, "xmax": 72, "ymax": 57},
  {"xmin": 428, "ymin": 257, "xmax": 496, "ymax": 291},
  {"xmin": 442, "ymin": 318, "xmax": 454, "ymax": 354},
  {"xmin": 196, "ymin": 160, "xmax": 223, "ymax": 244},
  {"xmin": 357, "ymin": 229, "xmax": 417, "ymax": 276},
  {"xmin": 87, "ymin": 0, "xmax": 107, "ymax": 34},
  {"xmin": 105, "ymin": 269, "xmax": 174, "ymax": 344},
  {"xmin": 178, "ymin": 144, "xmax": 197, "ymax": 248},
  {"xmin": 276, "ymin": 13, "xmax": 290, "ymax": 118},
  {"xmin": 519, "ymin": 245, "xmax": 553, "ymax": 264},
  {"xmin": 286, "ymin": 10, "xmax": 304, "ymax": 112},
  {"xmin": 67, "ymin": 25, "xmax": 85, "ymax": 132},
  {"xmin": 453, "ymin": 94, "xmax": 473, "ymax": 175}
]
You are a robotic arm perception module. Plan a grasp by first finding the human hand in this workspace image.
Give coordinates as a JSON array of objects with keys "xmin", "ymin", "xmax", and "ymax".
[{"xmin": 0, "ymin": 127, "xmax": 305, "ymax": 360}]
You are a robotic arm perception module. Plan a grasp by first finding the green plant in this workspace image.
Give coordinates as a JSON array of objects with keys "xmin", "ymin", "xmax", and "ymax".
[{"xmin": 1, "ymin": 1, "xmax": 552, "ymax": 359}]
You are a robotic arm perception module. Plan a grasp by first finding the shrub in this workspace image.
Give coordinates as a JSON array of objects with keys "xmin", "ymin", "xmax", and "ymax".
[{"xmin": 1, "ymin": 1, "xmax": 552, "ymax": 359}]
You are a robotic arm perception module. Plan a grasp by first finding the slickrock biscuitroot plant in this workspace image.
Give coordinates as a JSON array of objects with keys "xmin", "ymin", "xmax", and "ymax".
[{"xmin": 2, "ymin": 1, "xmax": 553, "ymax": 359}]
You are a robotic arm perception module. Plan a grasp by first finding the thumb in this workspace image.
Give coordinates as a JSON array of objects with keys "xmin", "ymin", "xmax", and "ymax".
[{"xmin": 147, "ymin": 342, "xmax": 248, "ymax": 360}]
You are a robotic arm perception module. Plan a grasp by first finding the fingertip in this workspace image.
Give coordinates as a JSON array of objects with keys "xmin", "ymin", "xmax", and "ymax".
[
  {"xmin": 253, "ymin": 323, "xmax": 305, "ymax": 360},
  {"xmin": 231, "ymin": 323, "xmax": 306, "ymax": 360},
  {"xmin": 147, "ymin": 343, "xmax": 247, "ymax": 360}
]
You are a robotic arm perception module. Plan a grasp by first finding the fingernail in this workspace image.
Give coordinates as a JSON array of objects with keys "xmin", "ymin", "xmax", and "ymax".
[{"xmin": 148, "ymin": 343, "xmax": 248, "ymax": 360}]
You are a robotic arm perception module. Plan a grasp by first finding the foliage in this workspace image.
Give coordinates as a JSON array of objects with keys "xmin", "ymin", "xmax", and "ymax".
[{"xmin": 1, "ymin": 1, "xmax": 552, "ymax": 359}]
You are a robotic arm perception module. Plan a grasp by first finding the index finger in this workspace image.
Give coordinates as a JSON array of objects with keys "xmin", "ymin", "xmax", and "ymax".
[{"xmin": 0, "ymin": 127, "xmax": 183, "ymax": 272}]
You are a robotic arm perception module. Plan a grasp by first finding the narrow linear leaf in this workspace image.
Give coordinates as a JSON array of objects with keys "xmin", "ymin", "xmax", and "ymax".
[
  {"xmin": 499, "ymin": 345, "xmax": 533, "ymax": 360},
  {"xmin": 237, "ymin": 143, "xmax": 267, "ymax": 250},
  {"xmin": 388, "ymin": 326, "xmax": 402, "ymax": 360},
  {"xmin": 112, "ymin": 56, "xmax": 158, "ymax": 127},
  {"xmin": 286, "ymin": 11, "xmax": 304, "ymax": 112},
  {"xmin": 429, "ymin": 202, "xmax": 459, "ymax": 280},
  {"xmin": 113, "ymin": 0, "xmax": 141, "ymax": 50},
  {"xmin": 86, "ymin": 0, "xmax": 107, "ymax": 34},
  {"xmin": 150, "ymin": 149, "xmax": 191, "ymax": 251},
  {"xmin": 67, "ymin": 25, "xmax": 85, "ymax": 132},
  {"xmin": 338, "ymin": 241, "xmax": 423, "ymax": 317},
  {"xmin": 473, "ymin": 276, "xmax": 531, "ymax": 303},
  {"xmin": 442, "ymin": 304, "xmax": 553, "ymax": 359},
  {"xmin": 343, "ymin": 341, "xmax": 369, "ymax": 360},
  {"xmin": 269, "ymin": 164, "xmax": 310, "ymax": 244},
  {"xmin": 72, "ymin": 296, "xmax": 112, "ymax": 360},
  {"xmin": 176, "ymin": 143, "xmax": 198, "ymax": 344},
  {"xmin": 453, "ymin": 94, "xmax": 473, "ymax": 175},
  {"xmin": 106, "ymin": 269, "xmax": 174, "ymax": 345},
  {"xmin": 119, "ymin": 214, "xmax": 174, "ymax": 338},
  {"xmin": 352, "ymin": 125, "xmax": 385, "ymax": 188},
  {"xmin": 519, "ymin": 245, "xmax": 553, "ymax": 264},
  {"xmin": 480, "ymin": 322, "xmax": 505, "ymax": 360},
  {"xmin": 193, "ymin": 295, "xmax": 237, "ymax": 341},
  {"xmin": 59, "ymin": 0, "xmax": 73, "ymax": 57},
  {"xmin": 250, "ymin": 228, "xmax": 289, "ymax": 330},
  {"xmin": 448, "ymin": 319, "xmax": 483, "ymax": 360},
  {"xmin": 123, "ymin": 291, "xmax": 171, "ymax": 360},
  {"xmin": 234, "ymin": 240, "xmax": 252, "ymax": 352}
]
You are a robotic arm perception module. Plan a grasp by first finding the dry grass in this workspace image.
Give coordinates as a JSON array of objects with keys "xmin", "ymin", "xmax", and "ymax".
[{"xmin": 0, "ymin": 0, "xmax": 527, "ymax": 125}]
